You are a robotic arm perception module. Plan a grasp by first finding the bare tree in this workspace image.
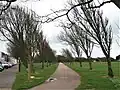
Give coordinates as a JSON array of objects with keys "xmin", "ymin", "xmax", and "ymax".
[
  {"xmin": 43, "ymin": 41, "xmax": 56, "ymax": 66},
  {"xmin": 71, "ymin": 44, "xmax": 82, "ymax": 67},
  {"xmin": 40, "ymin": 0, "xmax": 118, "ymax": 23},
  {"xmin": 70, "ymin": 0, "xmax": 113, "ymax": 77},
  {"xmin": 0, "ymin": 5, "xmax": 41, "ymax": 80},
  {"xmin": 0, "ymin": 6, "xmax": 29, "ymax": 67},
  {"xmin": 59, "ymin": 22, "xmax": 94, "ymax": 70},
  {"xmin": 0, "ymin": 0, "xmax": 120, "ymax": 22},
  {"xmin": 35, "ymin": 30, "xmax": 46, "ymax": 69},
  {"xmin": 62, "ymin": 48, "xmax": 73, "ymax": 64},
  {"xmin": 73, "ymin": 24, "xmax": 94, "ymax": 70},
  {"xmin": 0, "ymin": 0, "xmax": 17, "ymax": 15},
  {"xmin": 2, "ymin": 0, "xmax": 120, "ymax": 9},
  {"xmin": 58, "ymin": 23, "xmax": 83, "ymax": 67}
]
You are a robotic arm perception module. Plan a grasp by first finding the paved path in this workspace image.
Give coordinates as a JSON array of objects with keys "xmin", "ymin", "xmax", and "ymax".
[
  {"xmin": 0, "ymin": 65, "xmax": 18, "ymax": 90},
  {"xmin": 29, "ymin": 63, "xmax": 80, "ymax": 90}
]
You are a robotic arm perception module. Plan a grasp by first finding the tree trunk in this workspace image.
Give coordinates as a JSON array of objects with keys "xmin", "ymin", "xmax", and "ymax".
[
  {"xmin": 88, "ymin": 57, "xmax": 92, "ymax": 70},
  {"xmin": 28, "ymin": 63, "xmax": 31, "ymax": 81},
  {"xmin": 47, "ymin": 61, "xmax": 48, "ymax": 67},
  {"xmin": 18, "ymin": 59, "xmax": 21, "ymax": 72},
  {"xmin": 89, "ymin": 61, "xmax": 92, "ymax": 70},
  {"xmin": 30, "ymin": 61, "xmax": 34, "ymax": 73},
  {"xmin": 79, "ymin": 61, "xmax": 82, "ymax": 67},
  {"xmin": 28, "ymin": 54, "xmax": 32, "ymax": 81},
  {"xmin": 42, "ymin": 61, "xmax": 44, "ymax": 69},
  {"xmin": 107, "ymin": 58, "xmax": 114, "ymax": 78}
]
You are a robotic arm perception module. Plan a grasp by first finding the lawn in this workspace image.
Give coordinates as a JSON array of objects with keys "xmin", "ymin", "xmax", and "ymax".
[
  {"xmin": 12, "ymin": 63, "xmax": 58, "ymax": 90},
  {"xmin": 67, "ymin": 62, "xmax": 120, "ymax": 90}
]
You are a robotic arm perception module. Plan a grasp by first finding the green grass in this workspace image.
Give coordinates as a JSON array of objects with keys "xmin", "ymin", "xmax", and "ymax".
[
  {"xmin": 12, "ymin": 63, "xmax": 58, "ymax": 90},
  {"xmin": 67, "ymin": 62, "xmax": 120, "ymax": 90}
]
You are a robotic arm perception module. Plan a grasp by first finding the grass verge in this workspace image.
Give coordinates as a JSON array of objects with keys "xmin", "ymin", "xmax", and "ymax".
[
  {"xmin": 12, "ymin": 63, "xmax": 58, "ymax": 90},
  {"xmin": 67, "ymin": 62, "xmax": 120, "ymax": 90}
]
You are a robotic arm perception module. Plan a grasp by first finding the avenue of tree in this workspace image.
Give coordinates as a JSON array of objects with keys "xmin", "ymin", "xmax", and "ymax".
[
  {"xmin": 0, "ymin": 0, "xmax": 120, "ymax": 79},
  {"xmin": 0, "ymin": 6, "xmax": 56, "ymax": 80}
]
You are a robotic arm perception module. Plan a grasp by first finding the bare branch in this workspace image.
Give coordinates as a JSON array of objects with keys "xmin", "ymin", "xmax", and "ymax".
[{"xmin": 88, "ymin": 0, "xmax": 112, "ymax": 9}]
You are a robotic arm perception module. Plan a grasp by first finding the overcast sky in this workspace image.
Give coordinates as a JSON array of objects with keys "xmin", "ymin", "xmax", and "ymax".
[{"xmin": 0, "ymin": 0, "xmax": 120, "ymax": 58}]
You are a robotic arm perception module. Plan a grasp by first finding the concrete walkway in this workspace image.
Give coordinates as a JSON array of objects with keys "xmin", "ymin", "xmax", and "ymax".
[
  {"xmin": 29, "ymin": 63, "xmax": 80, "ymax": 90},
  {"xmin": 0, "ymin": 65, "xmax": 18, "ymax": 90}
]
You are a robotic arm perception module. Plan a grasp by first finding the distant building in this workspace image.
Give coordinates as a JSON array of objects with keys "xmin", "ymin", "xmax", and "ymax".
[
  {"xmin": 0, "ymin": 51, "xmax": 17, "ymax": 64},
  {"xmin": 0, "ymin": 52, "xmax": 9, "ymax": 62}
]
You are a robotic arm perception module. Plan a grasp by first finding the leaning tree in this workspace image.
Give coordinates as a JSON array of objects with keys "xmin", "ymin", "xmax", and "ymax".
[
  {"xmin": 69, "ymin": 0, "xmax": 113, "ymax": 77},
  {"xmin": 0, "ymin": 5, "xmax": 41, "ymax": 80},
  {"xmin": 62, "ymin": 48, "xmax": 73, "ymax": 64},
  {"xmin": 59, "ymin": 22, "xmax": 94, "ymax": 70},
  {"xmin": 58, "ymin": 23, "xmax": 83, "ymax": 67}
]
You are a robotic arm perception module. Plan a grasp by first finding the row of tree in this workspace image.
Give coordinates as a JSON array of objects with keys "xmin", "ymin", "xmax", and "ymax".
[
  {"xmin": 57, "ymin": 55, "xmax": 116, "ymax": 62},
  {"xmin": 58, "ymin": 0, "xmax": 114, "ymax": 78},
  {"xmin": 0, "ymin": 6, "xmax": 56, "ymax": 80}
]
